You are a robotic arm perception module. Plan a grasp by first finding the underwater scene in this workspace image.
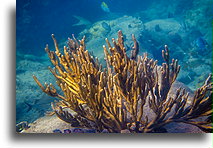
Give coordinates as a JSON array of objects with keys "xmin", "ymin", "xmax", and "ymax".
[{"xmin": 16, "ymin": 0, "xmax": 212, "ymax": 133}]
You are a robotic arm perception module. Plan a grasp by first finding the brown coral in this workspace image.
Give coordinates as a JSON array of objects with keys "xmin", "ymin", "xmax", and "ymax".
[{"xmin": 33, "ymin": 31, "xmax": 212, "ymax": 133}]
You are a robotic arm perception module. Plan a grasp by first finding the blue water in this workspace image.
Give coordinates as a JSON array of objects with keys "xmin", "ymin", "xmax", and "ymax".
[
  {"xmin": 16, "ymin": 0, "xmax": 212, "ymax": 124},
  {"xmin": 16, "ymin": 0, "xmax": 153, "ymax": 55}
]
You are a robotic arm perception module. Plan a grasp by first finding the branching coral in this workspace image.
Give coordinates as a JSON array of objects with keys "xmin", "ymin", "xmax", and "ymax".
[{"xmin": 33, "ymin": 31, "xmax": 212, "ymax": 133}]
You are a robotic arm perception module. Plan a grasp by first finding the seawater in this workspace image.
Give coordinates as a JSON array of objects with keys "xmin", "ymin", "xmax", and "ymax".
[{"xmin": 16, "ymin": 0, "xmax": 212, "ymax": 124}]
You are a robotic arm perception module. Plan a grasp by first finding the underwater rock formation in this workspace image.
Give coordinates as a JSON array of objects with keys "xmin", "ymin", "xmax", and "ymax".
[
  {"xmin": 78, "ymin": 16, "xmax": 144, "ymax": 62},
  {"xmin": 33, "ymin": 31, "xmax": 212, "ymax": 133},
  {"xmin": 16, "ymin": 55, "xmax": 56, "ymax": 123}
]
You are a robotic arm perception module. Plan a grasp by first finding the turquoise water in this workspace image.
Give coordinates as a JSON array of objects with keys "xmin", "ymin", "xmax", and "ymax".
[{"xmin": 16, "ymin": 0, "xmax": 212, "ymax": 124}]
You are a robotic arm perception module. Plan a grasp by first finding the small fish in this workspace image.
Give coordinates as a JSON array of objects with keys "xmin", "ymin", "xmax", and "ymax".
[
  {"xmin": 72, "ymin": 15, "xmax": 91, "ymax": 27},
  {"xmin": 101, "ymin": 2, "xmax": 110, "ymax": 13},
  {"xmin": 23, "ymin": 99, "xmax": 38, "ymax": 112}
]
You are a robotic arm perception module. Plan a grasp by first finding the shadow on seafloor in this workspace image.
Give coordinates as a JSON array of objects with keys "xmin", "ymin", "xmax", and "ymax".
[{"xmin": 9, "ymin": 5, "xmax": 209, "ymax": 143}]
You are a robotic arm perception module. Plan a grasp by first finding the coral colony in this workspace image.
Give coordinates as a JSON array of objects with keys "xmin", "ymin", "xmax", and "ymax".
[{"xmin": 33, "ymin": 31, "xmax": 212, "ymax": 133}]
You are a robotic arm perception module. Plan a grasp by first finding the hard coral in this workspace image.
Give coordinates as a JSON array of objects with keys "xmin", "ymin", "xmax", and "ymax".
[{"xmin": 33, "ymin": 31, "xmax": 212, "ymax": 133}]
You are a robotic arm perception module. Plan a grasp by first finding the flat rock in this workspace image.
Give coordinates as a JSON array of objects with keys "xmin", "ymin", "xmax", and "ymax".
[{"xmin": 22, "ymin": 115, "xmax": 71, "ymax": 133}]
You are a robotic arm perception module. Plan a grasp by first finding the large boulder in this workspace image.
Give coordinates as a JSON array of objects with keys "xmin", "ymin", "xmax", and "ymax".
[{"xmin": 78, "ymin": 16, "xmax": 144, "ymax": 62}]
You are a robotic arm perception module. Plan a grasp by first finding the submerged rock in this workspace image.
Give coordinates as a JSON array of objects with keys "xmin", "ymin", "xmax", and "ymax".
[
  {"xmin": 22, "ymin": 115, "xmax": 71, "ymax": 133},
  {"xmin": 16, "ymin": 56, "xmax": 56, "ymax": 123},
  {"xmin": 78, "ymin": 16, "xmax": 144, "ymax": 62},
  {"xmin": 145, "ymin": 19, "xmax": 181, "ymax": 31}
]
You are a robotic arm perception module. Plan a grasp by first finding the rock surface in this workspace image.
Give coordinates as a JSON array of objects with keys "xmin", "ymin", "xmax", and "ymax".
[
  {"xmin": 16, "ymin": 54, "xmax": 57, "ymax": 123},
  {"xmin": 79, "ymin": 16, "xmax": 144, "ymax": 62},
  {"xmin": 22, "ymin": 115, "xmax": 71, "ymax": 133}
]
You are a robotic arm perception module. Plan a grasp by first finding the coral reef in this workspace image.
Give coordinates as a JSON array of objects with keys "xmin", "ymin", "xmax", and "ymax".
[{"xmin": 33, "ymin": 31, "xmax": 212, "ymax": 133}]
